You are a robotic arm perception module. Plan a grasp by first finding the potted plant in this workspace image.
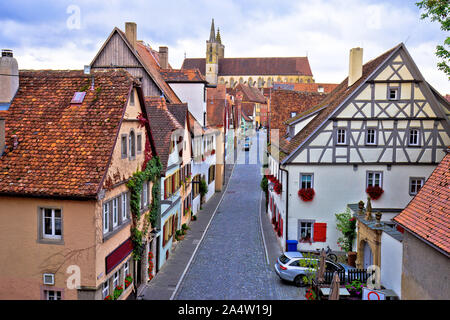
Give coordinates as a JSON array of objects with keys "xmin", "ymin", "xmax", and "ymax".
[
  {"xmin": 104, "ymin": 295, "xmax": 113, "ymax": 300},
  {"xmin": 366, "ymin": 185, "xmax": 384, "ymax": 200},
  {"xmin": 125, "ymin": 274, "xmax": 133, "ymax": 289},
  {"xmin": 113, "ymin": 285, "xmax": 123, "ymax": 299},
  {"xmin": 298, "ymin": 188, "xmax": 315, "ymax": 201},
  {"xmin": 192, "ymin": 214, "xmax": 197, "ymax": 221},
  {"xmin": 345, "ymin": 280, "xmax": 364, "ymax": 298},
  {"xmin": 175, "ymin": 229, "xmax": 184, "ymax": 241},
  {"xmin": 273, "ymin": 181, "xmax": 282, "ymax": 194}
]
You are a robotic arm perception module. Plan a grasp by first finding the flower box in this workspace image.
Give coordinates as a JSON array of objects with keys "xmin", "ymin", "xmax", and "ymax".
[
  {"xmin": 366, "ymin": 186, "xmax": 384, "ymax": 200},
  {"xmin": 298, "ymin": 188, "xmax": 315, "ymax": 202}
]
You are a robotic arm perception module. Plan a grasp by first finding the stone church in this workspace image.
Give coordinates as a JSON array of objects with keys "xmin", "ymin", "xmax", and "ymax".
[{"xmin": 182, "ymin": 19, "xmax": 315, "ymax": 88}]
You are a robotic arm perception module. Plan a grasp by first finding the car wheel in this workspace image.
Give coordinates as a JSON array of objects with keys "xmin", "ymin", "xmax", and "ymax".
[{"xmin": 294, "ymin": 275, "xmax": 305, "ymax": 287}]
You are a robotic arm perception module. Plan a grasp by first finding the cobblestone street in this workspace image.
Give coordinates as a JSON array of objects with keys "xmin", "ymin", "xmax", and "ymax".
[{"xmin": 173, "ymin": 131, "xmax": 306, "ymax": 300}]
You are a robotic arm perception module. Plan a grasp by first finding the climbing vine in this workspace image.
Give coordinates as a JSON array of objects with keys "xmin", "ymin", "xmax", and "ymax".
[{"xmin": 126, "ymin": 156, "xmax": 162, "ymax": 261}]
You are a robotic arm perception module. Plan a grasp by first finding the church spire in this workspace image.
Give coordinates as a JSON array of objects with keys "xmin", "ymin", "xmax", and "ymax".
[
  {"xmin": 216, "ymin": 28, "xmax": 222, "ymax": 44},
  {"xmin": 209, "ymin": 18, "xmax": 216, "ymax": 42}
]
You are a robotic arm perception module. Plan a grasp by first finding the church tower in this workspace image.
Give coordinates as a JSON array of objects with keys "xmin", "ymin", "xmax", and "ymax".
[{"xmin": 205, "ymin": 19, "xmax": 224, "ymax": 85}]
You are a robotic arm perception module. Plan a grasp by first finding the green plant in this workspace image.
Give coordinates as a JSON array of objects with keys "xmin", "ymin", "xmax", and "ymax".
[
  {"xmin": 113, "ymin": 285, "xmax": 124, "ymax": 299},
  {"xmin": 335, "ymin": 208, "xmax": 357, "ymax": 252},
  {"xmin": 182, "ymin": 223, "xmax": 189, "ymax": 230},
  {"xmin": 125, "ymin": 274, "xmax": 133, "ymax": 289},
  {"xmin": 297, "ymin": 253, "xmax": 318, "ymax": 287},
  {"xmin": 192, "ymin": 215, "xmax": 197, "ymax": 221},
  {"xmin": 260, "ymin": 176, "xmax": 268, "ymax": 193},
  {"xmin": 345, "ymin": 280, "xmax": 364, "ymax": 297},
  {"xmin": 199, "ymin": 178, "xmax": 208, "ymax": 197}
]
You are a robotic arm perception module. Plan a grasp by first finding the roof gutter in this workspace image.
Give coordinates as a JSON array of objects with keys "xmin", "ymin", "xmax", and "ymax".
[{"xmin": 279, "ymin": 164, "xmax": 289, "ymax": 252}]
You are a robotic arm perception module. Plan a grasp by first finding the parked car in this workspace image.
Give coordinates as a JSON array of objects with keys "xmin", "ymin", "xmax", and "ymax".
[{"xmin": 274, "ymin": 252, "xmax": 355, "ymax": 287}]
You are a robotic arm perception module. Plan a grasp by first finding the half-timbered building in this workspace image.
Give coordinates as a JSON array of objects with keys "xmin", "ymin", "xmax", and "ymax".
[{"xmin": 267, "ymin": 43, "xmax": 450, "ymax": 252}]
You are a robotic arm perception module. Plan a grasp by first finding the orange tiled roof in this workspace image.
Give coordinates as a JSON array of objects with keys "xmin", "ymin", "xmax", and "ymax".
[
  {"xmin": 269, "ymin": 89, "xmax": 327, "ymax": 134},
  {"xmin": 161, "ymin": 68, "xmax": 206, "ymax": 83},
  {"xmin": 273, "ymin": 82, "xmax": 339, "ymax": 94},
  {"xmin": 394, "ymin": 152, "xmax": 450, "ymax": 255},
  {"xmin": 231, "ymin": 84, "xmax": 266, "ymax": 104},
  {"xmin": 0, "ymin": 69, "xmax": 136, "ymax": 198},
  {"xmin": 206, "ymin": 85, "xmax": 226, "ymax": 127},
  {"xmin": 144, "ymin": 96, "xmax": 182, "ymax": 173}
]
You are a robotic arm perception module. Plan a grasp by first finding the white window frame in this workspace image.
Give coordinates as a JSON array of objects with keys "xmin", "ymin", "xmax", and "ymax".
[
  {"xmin": 367, "ymin": 171, "xmax": 383, "ymax": 188},
  {"xmin": 409, "ymin": 177, "xmax": 425, "ymax": 196},
  {"xmin": 112, "ymin": 198, "xmax": 118, "ymax": 228},
  {"xmin": 103, "ymin": 202, "xmax": 110, "ymax": 234},
  {"xmin": 142, "ymin": 182, "xmax": 148, "ymax": 208},
  {"xmin": 365, "ymin": 128, "xmax": 377, "ymax": 145},
  {"xmin": 45, "ymin": 290, "xmax": 62, "ymax": 300},
  {"xmin": 121, "ymin": 193, "xmax": 128, "ymax": 221},
  {"xmin": 42, "ymin": 208, "xmax": 62, "ymax": 240},
  {"xmin": 300, "ymin": 173, "xmax": 314, "ymax": 189},
  {"xmin": 408, "ymin": 128, "xmax": 420, "ymax": 146},
  {"xmin": 113, "ymin": 271, "xmax": 119, "ymax": 289},
  {"xmin": 124, "ymin": 260, "xmax": 129, "ymax": 276},
  {"xmin": 102, "ymin": 280, "xmax": 109, "ymax": 299},
  {"xmin": 388, "ymin": 87, "xmax": 399, "ymax": 100},
  {"xmin": 121, "ymin": 135, "xmax": 128, "ymax": 159},
  {"xmin": 298, "ymin": 220, "xmax": 315, "ymax": 241},
  {"xmin": 336, "ymin": 128, "xmax": 347, "ymax": 145}
]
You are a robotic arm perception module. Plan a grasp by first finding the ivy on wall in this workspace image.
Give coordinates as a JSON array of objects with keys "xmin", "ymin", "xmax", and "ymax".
[{"xmin": 126, "ymin": 156, "xmax": 162, "ymax": 261}]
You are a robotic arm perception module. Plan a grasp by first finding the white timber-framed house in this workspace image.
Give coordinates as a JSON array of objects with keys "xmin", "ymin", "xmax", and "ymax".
[{"xmin": 267, "ymin": 43, "xmax": 450, "ymax": 252}]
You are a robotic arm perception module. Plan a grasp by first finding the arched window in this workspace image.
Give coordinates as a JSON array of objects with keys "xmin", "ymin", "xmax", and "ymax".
[
  {"xmin": 230, "ymin": 77, "xmax": 235, "ymax": 87},
  {"xmin": 267, "ymin": 77, "xmax": 272, "ymax": 87},
  {"xmin": 129, "ymin": 130, "xmax": 136, "ymax": 158},
  {"xmin": 219, "ymin": 77, "xmax": 225, "ymax": 84},
  {"xmin": 258, "ymin": 77, "xmax": 263, "ymax": 88},
  {"xmin": 248, "ymin": 77, "xmax": 253, "ymax": 87},
  {"xmin": 239, "ymin": 77, "xmax": 244, "ymax": 84}
]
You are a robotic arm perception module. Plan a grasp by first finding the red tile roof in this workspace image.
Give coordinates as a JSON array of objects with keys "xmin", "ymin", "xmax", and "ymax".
[
  {"xmin": 394, "ymin": 152, "xmax": 450, "ymax": 255},
  {"xmin": 206, "ymin": 85, "xmax": 226, "ymax": 127},
  {"xmin": 273, "ymin": 82, "xmax": 339, "ymax": 94},
  {"xmin": 0, "ymin": 69, "xmax": 136, "ymax": 198},
  {"xmin": 161, "ymin": 68, "xmax": 206, "ymax": 83},
  {"xmin": 145, "ymin": 97, "xmax": 182, "ymax": 173},
  {"xmin": 269, "ymin": 89, "xmax": 327, "ymax": 134},
  {"xmin": 182, "ymin": 57, "xmax": 313, "ymax": 76},
  {"xmin": 278, "ymin": 44, "xmax": 400, "ymax": 161},
  {"xmin": 230, "ymin": 84, "xmax": 266, "ymax": 104},
  {"xmin": 167, "ymin": 103, "xmax": 188, "ymax": 127}
]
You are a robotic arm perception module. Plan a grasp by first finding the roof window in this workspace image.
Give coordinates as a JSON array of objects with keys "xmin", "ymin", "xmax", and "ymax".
[{"xmin": 71, "ymin": 92, "xmax": 86, "ymax": 104}]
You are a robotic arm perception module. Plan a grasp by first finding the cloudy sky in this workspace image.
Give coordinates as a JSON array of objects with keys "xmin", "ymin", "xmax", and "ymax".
[{"xmin": 1, "ymin": 0, "xmax": 448, "ymax": 93}]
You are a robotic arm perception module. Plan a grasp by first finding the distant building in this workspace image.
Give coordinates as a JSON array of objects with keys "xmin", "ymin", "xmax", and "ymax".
[
  {"xmin": 273, "ymin": 82, "xmax": 339, "ymax": 94},
  {"xmin": 182, "ymin": 19, "xmax": 314, "ymax": 87}
]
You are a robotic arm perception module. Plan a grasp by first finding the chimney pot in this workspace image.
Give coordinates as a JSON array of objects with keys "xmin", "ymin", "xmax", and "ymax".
[
  {"xmin": 348, "ymin": 47, "xmax": 363, "ymax": 87},
  {"xmin": 125, "ymin": 22, "xmax": 137, "ymax": 49},
  {"xmin": 159, "ymin": 46, "xmax": 169, "ymax": 69}
]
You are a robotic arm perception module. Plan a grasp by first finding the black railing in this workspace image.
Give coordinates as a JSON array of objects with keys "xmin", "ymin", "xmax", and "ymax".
[{"xmin": 321, "ymin": 269, "xmax": 374, "ymax": 284}]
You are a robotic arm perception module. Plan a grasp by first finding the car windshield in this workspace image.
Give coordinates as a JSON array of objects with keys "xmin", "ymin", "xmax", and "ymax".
[{"xmin": 279, "ymin": 254, "xmax": 290, "ymax": 264}]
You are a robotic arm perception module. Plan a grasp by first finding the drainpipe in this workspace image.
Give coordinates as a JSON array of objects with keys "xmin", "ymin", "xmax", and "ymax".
[{"xmin": 279, "ymin": 165, "xmax": 289, "ymax": 252}]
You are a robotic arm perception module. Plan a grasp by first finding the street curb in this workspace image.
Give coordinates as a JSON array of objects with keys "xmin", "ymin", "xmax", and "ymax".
[
  {"xmin": 169, "ymin": 163, "xmax": 236, "ymax": 300},
  {"xmin": 259, "ymin": 190, "xmax": 270, "ymax": 265}
]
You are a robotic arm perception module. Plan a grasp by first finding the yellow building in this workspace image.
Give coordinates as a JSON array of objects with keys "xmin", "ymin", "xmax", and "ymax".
[{"xmin": 182, "ymin": 19, "xmax": 315, "ymax": 88}]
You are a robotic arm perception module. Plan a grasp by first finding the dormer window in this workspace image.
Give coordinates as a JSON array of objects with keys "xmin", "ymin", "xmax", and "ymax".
[
  {"xmin": 71, "ymin": 92, "xmax": 86, "ymax": 104},
  {"xmin": 290, "ymin": 112, "xmax": 297, "ymax": 118},
  {"xmin": 318, "ymin": 86, "xmax": 324, "ymax": 93}
]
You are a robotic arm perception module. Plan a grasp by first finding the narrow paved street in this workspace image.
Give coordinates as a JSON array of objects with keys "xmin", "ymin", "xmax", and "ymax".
[{"xmin": 173, "ymin": 131, "xmax": 305, "ymax": 300}]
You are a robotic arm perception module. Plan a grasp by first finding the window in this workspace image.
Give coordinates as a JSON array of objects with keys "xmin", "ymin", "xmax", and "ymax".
[
  {"xmin": 290, "ymin": 112, "xmax": 297, "ymax": 118},
  {"xmin": 113, "ymin": 271, "xmax": 119, "ymax": 289},
  {"xmin": 408, "ymin": 128, "xmax": 420, "ymax": 146},
  {"xmin": 121, "ymin": 193, "xmax": 128, "ymax": 221},
  {"xmin": 318, "ymin": 86, "xmax": 324, "ymax": 93},
  {"xmin": 365, "ymin": 128, "xmax": 377, "ymax": 145},
  {"xmin": 124, "ymin": 260, "xmax": 129, "ymax": 276},
  {"xmin": 129, "ymin": 130, "xmax": 136, "ymax": 158},
  {"xmin": 141, "ymin": 181, "xmax": 148, "ymax": 208},
  {"xmin": 45, "ymin": 290, "xmax": 62, "ymax": 300},
  {"xmin": 336, "ymin": 128, "xmax": 347, "ymax": 145},
  {"xmin": 42, "ymin": 208, "xmax": 62, "ymax": 240},
  {"xmin": 409, "ymin": 178, "xmax": 424, "ymax": 195},
  {"xmin": 367, "ymin": 171, "xmax": 383, "ymax": 188},
  {"xmin": 192, "ymin": 175, "xmax": 201, "ymax": 198},
  {"xmin": 121, "ymin": 135, "xmax": 127, "ymax": 158},
  {"xmin": 208, "ymin": 165, "xmax": 215, "ymax": 184},
  {"xmin": 129, "ymin": 90, "xmax": 135, "ymax": 106},
  {"xmin": 300, "ymin": 174, "xmax": 313, "ymax": 189},
  {"xmin": 137, "ymin": 134, "xmax": 142, "ymax": 154},
  {"xmin": 388, "ymin": 88, "xmax": 399, "ymax": 100},
  {"xmin": 103, "ymin": 202, "xmax": 110, "ymax": 234},
  {"xmin": 102, "ymin": 281, "xmax": 109, "ymax": 299},
  {"xmin": 112, "ymin": 198, "xmax": 118, "ymax": 228},
  {"xmin": 299, "ymin": 221, "xmax": 313, "ymax": 241}
]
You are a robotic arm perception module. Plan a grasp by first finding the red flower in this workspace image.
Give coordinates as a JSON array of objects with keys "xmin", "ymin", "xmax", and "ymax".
[
  {"xmin": 366, "ymin": 186, "xmax": 384, "ymax": 200},
  {"xmin": 273, "ymin": 181, "xmax": 282, "ymax": 194},
  {"xmin": 298, "ymin": 188, "xmax": 315, "ymax": 202}
]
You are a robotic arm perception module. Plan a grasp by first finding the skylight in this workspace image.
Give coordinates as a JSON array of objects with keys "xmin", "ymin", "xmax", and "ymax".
[{"xmin": 71, "ymin": 92, "xmax": 86, "ymax": 104}]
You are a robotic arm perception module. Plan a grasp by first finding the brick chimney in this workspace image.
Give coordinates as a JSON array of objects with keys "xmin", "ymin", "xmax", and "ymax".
[
  {"xmin": 159, "ymin": 46, "xmax": 168, "ymax": 69},
  {"xmin": 348, "ymin": 47, "xmax": 363, "ymax": 87},
  {"xmin": 0, "ymin": 49, "xmax": 19, "ymax": 105},
  {"xmin": 0, "ymin": 118, "xmax": 4, "ymax": 155},
  {"xmin": 125, "ymin": 22, "xmax": 137, "ymax": 49}
]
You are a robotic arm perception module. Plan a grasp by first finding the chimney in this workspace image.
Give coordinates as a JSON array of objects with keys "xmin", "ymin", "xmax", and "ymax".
[
  {"xmin": 0, "ymin": 118, "xmax": 4, "ymax": 155},
  {"xmin": 125, "ymin": 22, "xmax": 137, "ymax": 49},
  {"xmin": 348, "ymin": 47, "xmax": 363, "ymax": 87},
  {"xmin": 159, "ymin": 46, "xmax": 169, "ymax": 69},
  {"xmin": 0, "ymin": 49, "xmax": 19, "ymax": 105}
]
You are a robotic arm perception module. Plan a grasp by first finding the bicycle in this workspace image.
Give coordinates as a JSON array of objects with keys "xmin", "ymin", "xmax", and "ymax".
[{"xmin": 316, "ymin": 246, "xmax": 338, "ymax": 262}]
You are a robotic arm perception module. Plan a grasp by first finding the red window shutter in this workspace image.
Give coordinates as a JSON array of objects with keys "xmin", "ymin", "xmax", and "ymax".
[
  {"xmin": 313, "ymin": 223, "xmax": 327, "ymax": 242},
  {"xmin": 172, "ymin": 175, "xmax": 175, "ymax": 193},
  {"xmin": 163, "ymin": 224, "xmax": 166, "ymax": 246},
  {"xmin": 164, "ymin": 179, "xmax": 168, "ymax": 199},
  {"xmin": 280, "ymin": 218, "xmax": 283, "ymax": 236}
]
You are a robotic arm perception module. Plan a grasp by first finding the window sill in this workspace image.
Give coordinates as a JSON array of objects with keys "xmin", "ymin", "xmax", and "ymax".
[
  {"xmin": 37, "ymin": 238, "xmax": 64, "ymax": 245},
  {"xmin": 103, "ymin": 220, "xmax": 131, "ymax": 243}
]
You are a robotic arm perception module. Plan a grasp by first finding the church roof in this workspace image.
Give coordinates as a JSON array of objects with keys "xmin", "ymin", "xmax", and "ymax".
[{"xmin": 182, "ymin": 57, "xmax": 313, "ymax": 77}]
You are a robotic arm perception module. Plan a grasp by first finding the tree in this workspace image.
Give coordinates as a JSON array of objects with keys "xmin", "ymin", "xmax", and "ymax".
[
  {"xmin": 416, "ymin": 0, "xmax": 450, "ymax": 78},
  {"xmin": 335, "ymin": 208, "xmax": 357, "ymax": 252}
]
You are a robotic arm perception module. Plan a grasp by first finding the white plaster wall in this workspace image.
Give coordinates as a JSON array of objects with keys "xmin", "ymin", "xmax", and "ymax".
[
  {"xmin": 169, "ymin": 83, "xmax": 206, "ymax": 126},
  {"xmin": 286, "ymin": 164, "xmax": 436, "ymax": 252},
  {"xmin": 381, "ymin": 232, "xmax": 403, "ymax": 298}
]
